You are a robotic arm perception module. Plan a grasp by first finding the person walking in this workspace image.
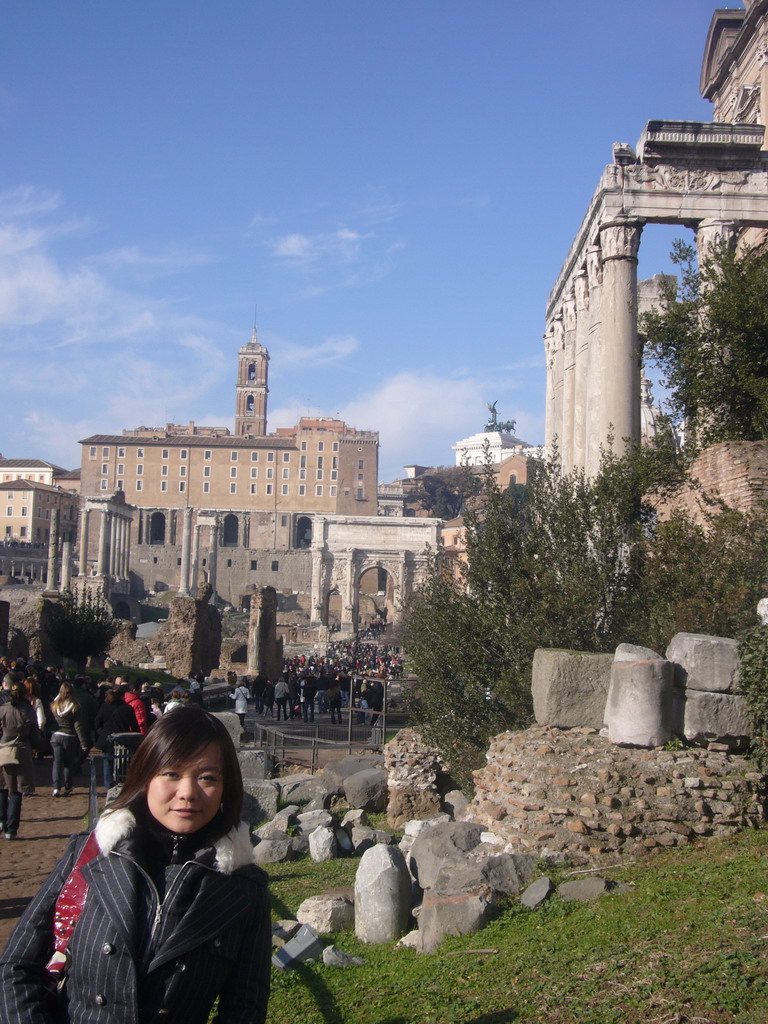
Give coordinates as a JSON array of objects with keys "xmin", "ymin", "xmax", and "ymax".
[
  {"xmin": 50, "ymin": 681, "xmax": 89, "ymax": 798},
  {"xmin": 274, "ymin": 678, "xmax": 289, "ymax": 721},
  {"xmin": 228, "ymin": 679, "xmax": 251, "ymax": 729},
  {"xmin": 0, "ymin": 681, "xmax": 41, "ymax": 839}
]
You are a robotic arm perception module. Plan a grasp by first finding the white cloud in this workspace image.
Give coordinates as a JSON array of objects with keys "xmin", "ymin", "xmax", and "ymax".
[
  {"xmin": 0, "ymin": 185, "xmax": 61, "ymax": 219},
  {"xmin": 94, "ymin": 245, "xmax": 215, "ymax": 275},
  {"xmin": 270, "ymin": 228, "xmax": 372, "ymax": 266},
  {"xmin": 272, "ymin": 333, "xmax": 359, "ymax": 367}
]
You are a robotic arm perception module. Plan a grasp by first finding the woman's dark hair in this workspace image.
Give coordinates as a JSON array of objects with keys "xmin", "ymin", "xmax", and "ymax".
[
  {"xmin": 109, "ymin": 707, "xmax": 243, "ymax": 832},
  {"xmin": 7, "ymin": 682, "xmax": 27, "ymax": 707},
  {"xmin": 104, "ymin": 688, "xmax": 124, "ymax": 705}
]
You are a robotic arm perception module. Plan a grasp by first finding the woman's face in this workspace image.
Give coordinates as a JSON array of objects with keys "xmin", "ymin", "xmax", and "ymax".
[{"xmin": 145, "ymin": 742, "xmax": 224, "ymax": 834}]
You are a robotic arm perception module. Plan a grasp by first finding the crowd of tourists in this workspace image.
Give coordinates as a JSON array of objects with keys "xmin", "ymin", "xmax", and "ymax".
[{"xmin": 0, "ymin": 656, "xmax": 211, "ymax": 841}]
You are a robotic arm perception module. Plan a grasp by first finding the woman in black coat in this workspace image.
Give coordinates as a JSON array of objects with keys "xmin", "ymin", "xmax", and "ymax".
[
  {"xmin": 0, "ymin": 707, "xmax": 272, "ymax": 1024},
  {"xmin": 93, "ymin": 687, "xmax": 140, "ymax": 789}
]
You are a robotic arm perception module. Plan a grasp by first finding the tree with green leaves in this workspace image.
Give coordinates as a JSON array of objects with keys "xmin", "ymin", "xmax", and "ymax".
[
  {"xmin": 411, "ymin": 465, "xmax": 482, "ymax": 520},
  {"xmin": 641, "ymin": 240, "xmax": 768, "ymax": 447},
  {"xmin": 405, "ymin": 438, "xmax": 768, "ymax": 789},
  {"xmin": 46, "ymin": 588, "xmax": 120, "ymax": 668}
]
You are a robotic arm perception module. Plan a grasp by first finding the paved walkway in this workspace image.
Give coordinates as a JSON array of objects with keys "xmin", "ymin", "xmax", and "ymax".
[{"xmin": 0, "ymin": 758, "xmax": 92, "ymax": 949}]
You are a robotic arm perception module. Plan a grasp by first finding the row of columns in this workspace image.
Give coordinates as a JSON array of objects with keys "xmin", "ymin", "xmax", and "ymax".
[
  {"xmin": 545, "ymin": 216, "xmax": 740, "ymax": 475},
  {"xmin": 78, "ymin": 502, "xmax": 132, "ymax": 579},
  {"xmin": 177, "ymin": 510, "xmax": 219, "ymax": 602}
]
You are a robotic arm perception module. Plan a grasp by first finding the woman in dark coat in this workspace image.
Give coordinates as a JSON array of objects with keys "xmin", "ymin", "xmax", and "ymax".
[
  {"xmin": 0, "ymin": 681, "xmax": 41, "ymax": 839},
  {"xmin": 93, "ymin": 688, "xmax": 139, "ymax": 789},
  {"xmin": 0, "ymin": 706, "xmax": 272, "ymax": 1024}
]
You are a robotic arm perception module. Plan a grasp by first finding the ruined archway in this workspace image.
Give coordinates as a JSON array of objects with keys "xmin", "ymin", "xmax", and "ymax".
[
  {"xmin": 295, "ymin": 515, "xmax": 312, "ymax": 549},
  {"xmin": 324, "ymin": 589, "xmax": 342, "ymax": 629},
  {"xmin": 222, "ymin": 513, "xmax": 239, "ymax": 547},
  {"xmin": 149, "ymin": 511, "xmax": 166, "ymax": 545},
  {"xmin": 113, "ymin": 600, "xmax": 131, "ymax": 620},
  {"xmin": 356, "ymin": 565, "xmax": 394, "ymax": 630}
]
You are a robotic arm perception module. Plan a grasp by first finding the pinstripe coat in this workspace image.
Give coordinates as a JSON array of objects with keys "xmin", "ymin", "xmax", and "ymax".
[{"xmin": 0, "ymin": 808, "xmax": 272, "ymax": 1024}]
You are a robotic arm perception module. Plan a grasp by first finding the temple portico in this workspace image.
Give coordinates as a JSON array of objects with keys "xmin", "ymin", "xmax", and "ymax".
[{"xmin": 544, "ymin": 122, "xmax": 768, "ymax": 474}]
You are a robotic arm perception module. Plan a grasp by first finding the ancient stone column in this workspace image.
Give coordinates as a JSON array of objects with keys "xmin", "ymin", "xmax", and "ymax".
[
  {"xmin": 190, "ymin": 523, "xmax": 201, "ymax": 597},
  {"xmin": 695, "ymin": 219, "xmax": 739, "ymax": 268},
  {"xmin": 46, "ymin": 508, "xmax": 60, "ymax": 590},
  {"xmin": 584, "ymin": 243, "xmax": 605, "ymax": 478},
  {"xmin": 543, "ymin": 322, "xmax": 556, "ymax": 451},
  {"xmin": 97, "ymin": 509, "xmax": 109, "ymax": 576},
  {"xmin": 595, "ymin": 219, "xmax": 643, "ymax": 462},
  {"xmin": 78, "ymin": 506, "xmax": 90, "ymax": 575},
  {"xmin": 207, "ymin": 517, "xmax": 219, "ymax": 605},
  {"xmin": 572, "ymin": 269, "xmax": 590, "ymax": 471},
  {"xmin": 178, "ymin": 506, "xmax": 193, "ymax": 596},
  {"xmin": 109, "ymin": 513, "xmax": 118, "ymax": 576},
  {"xmin": 561, "ymin": 289, "xmax": 577, "ymax": 471},
  {"xmin": 61, "ymin": 540, "xmax": 73, "ymax": 592},
  {"xmin": 343, "ymin": 550, "xmax": 356, "ymax": 633},
  {"xmin": 551, "ymin": 314, "xmax": 565, "ymax": 457},
  {"xmin": 310, "ymin": 547, "xmax": 324, "ymax": 625}
]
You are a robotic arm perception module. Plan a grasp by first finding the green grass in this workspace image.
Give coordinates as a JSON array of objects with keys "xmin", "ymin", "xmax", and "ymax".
[{"xmin": 265, "ymin": 829, "xmax": 768, "ymax": 1024}]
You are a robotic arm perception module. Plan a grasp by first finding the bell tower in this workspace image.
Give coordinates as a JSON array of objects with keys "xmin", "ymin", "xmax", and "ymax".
[{"xmin": 234, "ymin": 330, "xmax": 269, "ymax": 436}]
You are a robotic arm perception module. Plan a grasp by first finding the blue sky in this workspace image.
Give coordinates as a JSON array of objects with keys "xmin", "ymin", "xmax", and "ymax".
[{"xmin": 1, "ymin": 0, "xmax": 718, "ymax": 481}]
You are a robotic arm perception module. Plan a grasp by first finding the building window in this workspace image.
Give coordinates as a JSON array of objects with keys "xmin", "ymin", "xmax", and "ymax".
[
  {"xmin": 280, "ymin": 515, "xmax": 288, "ymax": 527},
  {"xmin": 358, "ymin": 459, "xmax": 364, "ymax": 470},
  {"xmin": 317, "ymin": 456, "xmax": 324, "ymax": 469},
  {"xmin": 271, "ymin": 560, "xmax": 278, "ymax": 571},
  {"xmin": 300, "ymin": 455, "xmax": 306, "ymax": 468},
  {"xmin": 162, "ymin": 449, "xmax": 169, "ymax": 459},
  {"xmin": 100, "ymin": 480, "xmax": 108, "ymax": 491},
  {"xmin": 20, "ymin": 506, "xmax": 27, "ymax": 517},
  {"xmin": 332, "ymin": 456, "xmax": 338, "ymax": 469},
  {"xmin": 204, "ymin": 450, "xmax": 211, "ymax": 460},
  {"xmin": 316, "ymin": 470, "xmax": 323, "ymax": 481},
  {"xmin": 136, "ymin": 465, "xmax": 143, "ymax": 476},
  {"xmin": 136, "ymin": 480, "xmax": 143, "ymax": 491},
  {"xmin": 203, "ymin": 466, "xmax": 210, "ymax": 477},
  {"xmin": 357, "ymin": 487, "xmax": 364, "ymax": 499},
  {"xmin": 332, "ymin": 442, "xmax": 338, "ymax": 451},
  {"xmin": 102, "ymin": 447, "xmax": 109, "ymax": 457},
  {"xmin": 266, "ymin": 468, "xmax": 273, "ymax": 480},
  {"xmin": 20, "ymin": 526, "xmax": 27, "ymax": 538},
  {"xmin": 249, "ymin": 467, "xmax": 257, "ymax": 479},
  {"xmin": 230, "ymin": 467, "xmax": 237, "ymax": 478},
  {"xmin": 180, "ymin": 449, "xmax": 188, "ymax": 459},
  {"xmin": 230, "ymin": 483, "xmax": 237, "ymax": 494},
  {"xmin": 5, "ymin": 506, "xmax": 11, "ymax": 516},
  {"xmin": 117, "ymin": 447, "xmax": 125, "ymax": 458},
  {"xmin": 358, "ymin": 474, "xmax": 363, "ymax": 482},
  {"xmin": 330, "ymin": 486, "xmax": 337, "ymax": 496},
  {"xmin": 179, "ymin": 481, "xmax": 186, "ymax": 492},
  {"xmin": 318, "ymin": 442, "xmax": 324, "ymax": 452},
  {"xmin": 282, "ymin": 468, "xmax": 289, "ymax": 480},
  {"xmin": 162, "ymin": 465, "xmax": 169, "ymax": 476},
  {"xmin": 161, "ymin": 481, "xmax": 168, "ymax": 492},
  {"xmin": 316, "ymin": 485, "xmax": 323, "ymax": 496},
  {"xmin": 301, "ymin": 441, "xmax": 307, "ymax": 450},
  {"xmin": 117, "ymin": 464, "xmax": 124, "ymax": 476},
  {"xmin": 267, "ymin": 452, "xmax": 274, "ymax": 463},
  {"xmin": 251, "ymin": 451, "xmax": 258, "ymax": 462},
  {"xmin": 299, "ymin": 485, "xmax": 305, "ymax": 496},
  {"xmin": 299, "ymin": 469, "xmax": 306, "ymax": 480},
  {"xmin": 226, "ymin": 558, "xmax": 232, "ymax": 568},
  {"xmin": 331, "ymin": 470, "xmax": 338, "ymax": 481},
  {"xmin": 281, "ymin": 484, "xmax": 288, "ymax": 495},
  {"xmin": 282, "ymin": 452, "xmax": 290, "ymax": 463},
  {"xmin": 250, "ymin": 559, "xmax": 258, "ymax": 570},
  {"xmin": 179, "ymin": 465, "xmax": 186, "ymax": 477},
  {"xmin": 250, "ymin": 484, "xmax": 257, "ymax": 495},
  {"xmin": 203, "ymin": 482, "xmax": 210, "ymax": 494},
  {"xmin": 89, "ymin": 446, "xmax": 96, "ymax": 458},
  {"xmin": 266, "ymin": 484, "xmax": 273, "ymax": 495},
  {"xmin": 137, "ymin": 448, "xmax": 144, "ymax": 458},
  {"xmin": 231, "ymin": 451, "xmax": 238, "ymax": 462}
]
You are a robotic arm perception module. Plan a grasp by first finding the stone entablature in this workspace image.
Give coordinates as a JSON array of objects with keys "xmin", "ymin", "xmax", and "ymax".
[
  {"xmin": 544, "ymin": 117, "xmax": 768, "ymax": 476},
  {"xmin": 469, "ymin": 726, "xmax": 766, "ymax": 863}
]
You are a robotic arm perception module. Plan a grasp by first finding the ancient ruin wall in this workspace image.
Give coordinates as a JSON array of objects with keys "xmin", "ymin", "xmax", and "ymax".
[
  {"xmin": 658, "ymin": 441, "xmax": 768, "ymax": 523},
  {"xmin": 468, "ymin": 725, "xmax": 766, "ymax": 863}
]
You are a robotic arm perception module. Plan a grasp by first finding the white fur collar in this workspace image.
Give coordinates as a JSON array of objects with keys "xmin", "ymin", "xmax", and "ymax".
[{"xmin": 94, "ymin": 808, "xmax": 256, "ymax": 875}]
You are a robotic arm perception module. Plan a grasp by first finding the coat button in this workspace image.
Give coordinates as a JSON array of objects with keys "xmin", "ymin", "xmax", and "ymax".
[
  {"xmin": 102, "ymin": 943, "xmax": 114, "ymax": 955},
  {"xmin": 95, "ymin": 994, "xmax": 107, "ymax": 1006},
  {"xmin": 174, "ymin": 961, "xmax": 186, "ymax": 973}
]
